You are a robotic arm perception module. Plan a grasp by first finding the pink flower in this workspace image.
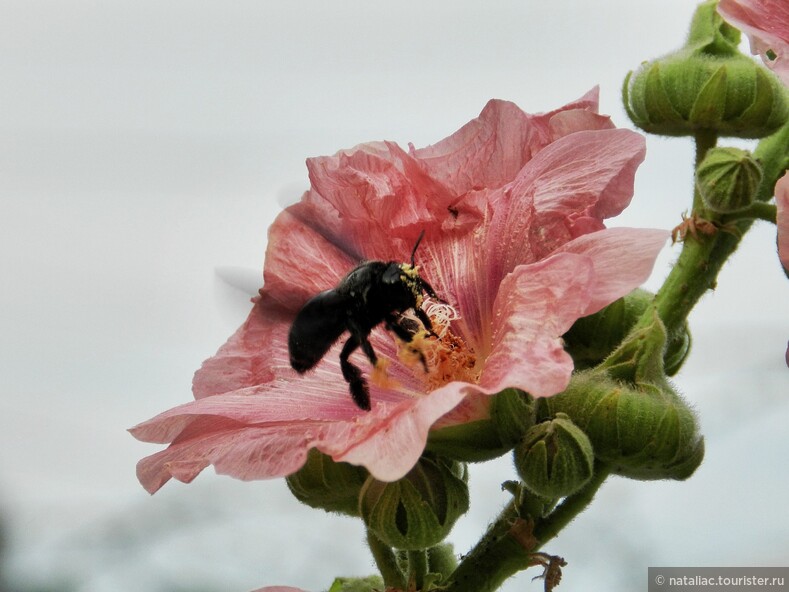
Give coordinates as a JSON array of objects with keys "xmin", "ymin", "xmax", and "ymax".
[
  {"xmin": 718, "ymin": 0, "xmax": 789, "ymax": 85},
  {"xmin": 130, "ymin": 89, "xmax": 668, "ymax": 493}
]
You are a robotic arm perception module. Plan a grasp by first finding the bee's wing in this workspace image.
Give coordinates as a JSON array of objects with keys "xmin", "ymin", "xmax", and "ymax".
[{"xmin": 288, "ymin": 290, "xmax": 350, "ymax": 373}]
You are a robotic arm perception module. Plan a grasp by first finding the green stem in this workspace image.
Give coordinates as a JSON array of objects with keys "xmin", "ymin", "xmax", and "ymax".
[
  {"xmin": 366, "ymin": 529, "xmax": 406, "ymax": 590},
  {"xmin": 533, "ymin": 463, "xmax": 611, "ymax": 544},
  {"xmin": 720, "ymin": 202, "xmax": 777, "ymax": 225},
  {"xmin": 441, "ymin": 467, "xmax": 610, "ymax": 592},
  {"xmin": 408, "ymin": 549, "xmax": 428, "ymax": 590},
  {"xmin": 693, "ymin": 130, "xmax": 718, "ymax": 211}
]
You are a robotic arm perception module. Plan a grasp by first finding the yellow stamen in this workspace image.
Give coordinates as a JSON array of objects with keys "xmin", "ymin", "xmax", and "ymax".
[{"xmin": 394, "ymin": 301, "xmax": 479, "ymax": 390}]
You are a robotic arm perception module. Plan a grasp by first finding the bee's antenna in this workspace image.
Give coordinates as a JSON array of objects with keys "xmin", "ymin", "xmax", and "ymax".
[{"xmin": 410, "ymin": 230, "xmax": 426, "ymax": 267}]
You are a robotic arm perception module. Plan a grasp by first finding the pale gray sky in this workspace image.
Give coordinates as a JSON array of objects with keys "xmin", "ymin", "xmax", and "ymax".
[{"xmin": 1, "ymin": 1, "xmax": 787, "ymax": 591}]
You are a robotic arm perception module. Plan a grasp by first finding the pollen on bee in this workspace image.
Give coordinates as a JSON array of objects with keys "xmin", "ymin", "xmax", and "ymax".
[
  {"xmin": 395, "ymin": 300, "xmax": 479, "ymax": 389},
  {"xmin": 370, "ymin": 358, "xmax": 400, "ymax": 390}
]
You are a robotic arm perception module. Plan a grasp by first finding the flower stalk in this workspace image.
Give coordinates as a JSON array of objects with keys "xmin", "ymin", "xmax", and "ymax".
[
  {"xmin": 366, "ymin": 530, "xmax": 406, "ymax": 590},
  {"xmin": 648, "ymin": 119, "xmax": 788, "ymax": 340},
  {"xmin": 440, "ymin": 464, "xmax": 610, "ymax": 592}
]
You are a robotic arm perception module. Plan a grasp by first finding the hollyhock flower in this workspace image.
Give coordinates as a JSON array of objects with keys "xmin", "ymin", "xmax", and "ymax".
[
  {"xmin": 130, "ymin": 89, "xmax": 669, "ymax": 493},
  {"xmin": 718, "ymin": 0, "xmax": 789, "ymax": 85}
]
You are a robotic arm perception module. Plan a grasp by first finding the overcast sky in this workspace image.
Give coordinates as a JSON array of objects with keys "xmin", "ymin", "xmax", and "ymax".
[{"xmin": 1, "ymin": 1, "xmax": 787, "ymax": 591}]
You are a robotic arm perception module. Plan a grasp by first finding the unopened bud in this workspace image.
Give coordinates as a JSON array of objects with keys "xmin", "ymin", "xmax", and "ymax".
[
  {"xmin": 564, "ymin": 289, "xmax": 691, "ymax": 376},
  {"xmin": 514, "ymin": 413, "xmax": 594, "ymax": 499},
  {"xmin": 286, "ymin": 448, "xmax": 369, "ymax": 516},
  {"xmin": 359, "ymin": 455, "xmax": 469, "ymax": 550},
  {"xmin": 490, "ymin": 388, "xmax": 536, "ymax": 449},
  {"xmin": 327, "ymin": 576, "xmax": 384, "ymax": 592},
  {"xmin": 696, "ymin": 147, "xmax": 762, "ymax": 213},
  {"xmin": 538, "ymin": 370, "xmax": 704, "ymax": 481},
  {"xmin": 623, "ymin": 0, "xmax": 788, "ymax": 138}
]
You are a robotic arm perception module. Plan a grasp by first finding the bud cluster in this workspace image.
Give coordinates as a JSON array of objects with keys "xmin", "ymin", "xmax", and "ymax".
[{"xmin": 623, "ymin": 0, "xmax": 788, "ymax": 138}]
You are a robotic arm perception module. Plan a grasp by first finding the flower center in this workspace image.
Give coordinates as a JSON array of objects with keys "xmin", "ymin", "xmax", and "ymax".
[{"xmin": 396, "ymin": 300, "xmax": 479, "ymax": 389}]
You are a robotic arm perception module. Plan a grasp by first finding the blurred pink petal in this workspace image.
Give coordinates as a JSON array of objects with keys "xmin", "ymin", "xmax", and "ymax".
[
  {"xmin": 776, "ymin": 172, "xmax": 789, "ymax": 369},
  {"xmin": 131, "ymin": 91, "xmax": 667, "ymax": 492},
  {"xmin": 250, "ymin": 587, "xmax": 307, "ymax": 592},
  {"xmin": 718, "ymin": 0, "xmax": 789, "ymax": 84},
  {"xmin": 776, "ymin": 172, "xmax": 789, "ymax": 273}
]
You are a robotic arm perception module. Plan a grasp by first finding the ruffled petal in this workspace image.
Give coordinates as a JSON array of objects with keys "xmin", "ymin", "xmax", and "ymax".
[
  {"xmin": 302, "ymin": 142, "xmax": 456, "ymax": 260},
  {"xmin": 482, "ymin": 128, "xmax": 647, "ymax": 302},
  {"xmin": 553, "ymin": 227, "xmax": 670, "ymax": 315},
  {"xmin": 323, "ymin": 386, "xmax": 467, "ymax": 481},
  {"xmin": 132, "ymin": 382, "xmax": 466, "ymax": 491},
  {"xmin": 480, "ymin": 227, "xmax": 667, "ymax": 398},
  {"xmin": 481, "ymin": 252, "xmax": 594, "ymax": 398},
  {"xmin": 412, "ymin": 89, "xmax": 604, "ymax": 195},
  {"xmin": 718, "ymin": 0, "xmax": 789, "ymax": 85}
]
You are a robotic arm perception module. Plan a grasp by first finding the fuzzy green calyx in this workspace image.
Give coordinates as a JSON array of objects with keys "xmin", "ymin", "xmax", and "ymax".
[
  {"xmin": 696, "ymin": 147, "xmax": 763, "ymax": 213},
  {"xmin": 490, "ymin": 388, "xmax": 537, "ymax": 448},
  {"xmin": 328, "ymin": 576, "xmax": 385, "ymax": 592},
  {"xmin": 286, "ymin": 448, "xmax": 369, "ymax": 516},
  {"xmin": 359, "ymin": 455, "xmax": 469, "ymax": 550},
  {"xmin": 514, "ymin": 413, "xmax": 594, "ymax": 499},
  {"xmin": 564, "ymin": 288, "xmax": 691, "ymax": 376},
  {"xmin": 543, "ymin": 313, "xmax": 704, "ymax": 480},
  {"xmin": 623, "ymin": 0, "xmax": 788, "ymax": 138},
  {"xmin": 426, "ymin": 389, "xmax": 535, "ymax": 462},
  {"xmin": 539, "ymin": 370, "xmax": 704, "ymax": 480}
]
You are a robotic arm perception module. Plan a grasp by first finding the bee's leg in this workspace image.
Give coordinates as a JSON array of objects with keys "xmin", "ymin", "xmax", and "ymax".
[
  {"xmin": 385, "ymin": 314, "xmax": 429, "ymax": 373},
  {"xmin": 385, "ymin": 314, "xmax": 419, "ymax": 342},
  {"xmin": 413, "ymin": 307, "xmax": 435, "ymax": 335},
  {"xmin": 339, "ymin": 334, "xmax": 372, "ymax": 411}
]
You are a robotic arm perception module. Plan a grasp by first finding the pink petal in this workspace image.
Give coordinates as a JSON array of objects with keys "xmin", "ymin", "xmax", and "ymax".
[
  {"xmin": 322, "ymin": 386, "xmax": 467, "ymax": 481},
  {"xmin": 303, "ymin": 142, "xmax": 456, "ymax": 259},
  {"xmin": 481, "ymin": 252, "xmax": 594, "ymax": 398},
  {"xmin": 484, "ymin": 128, "xmax": 647, "ymax": 286},
  {"xmin": 553, "ymin": 227, "xmax": 670, "ymax": 315},
  {"xmin": 776, "ymin": 172, "xmax": 789, "ymax": 273},
  {"xmin": 132, "ymin": 385, "xmax": 466, "ymax": 491},
  {"xmin": 263, "ymin": 209, "xmax": 355, "ymax": 310},
  {"xmin": 481, "ymin": 227, "xmax": 668, "ymax": 398},
  {"xmin": 251, "ymin": 587, "xmax": 307, "ymax": 592},
  {"xmin": 718, "ymin": 0, "xmax": 789, "ymax": 85},
  {"xmin": 412, "ymin": 89, "xmax": 605, "ymax": 196}
]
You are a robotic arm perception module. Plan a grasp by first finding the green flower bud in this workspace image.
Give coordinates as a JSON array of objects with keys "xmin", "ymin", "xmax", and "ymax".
[
  {"xmin": 359, "ymin": 456, "xmax": 469, "ymax": 550},
  {"xmin": 328, "ymin": 576, "xmax": 385, "ymax": 592},
  {"xmin": 696, "ymin": 147, "xmax": 763, "ymax": 213},
  {"xmin": 514, "ymin": 413, "xmax": 594, "ymax": 499},
  {"xmin": 538, "ymin": 370, "xmax": 704, "ymax": 480},
  {"xmin": 564, "ymin": 289, "xmax": 691, "ymax": 376},
  {"xmin": 427, "ymin": 417, "xmax": 510, "ymax": 463},
  {"xmin": 490, "ymin": 388, "xmax": 536, "ymax": 448},
  {"xmin": 286, "ymin": 448, "xmax": 369, "ymax": 517},
  {"xmin": 427, "ymin": 542, "xmax": 458, "ymax": 576},
  {"xmin": 426, "ymin": 390, "xmax": 535, "ymax": 462},
  {"xmin": 623, "ymin": 0, "xmax": 788, "ymax": 138}
]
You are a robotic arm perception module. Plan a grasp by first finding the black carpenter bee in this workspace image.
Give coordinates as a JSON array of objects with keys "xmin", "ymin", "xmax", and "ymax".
[{"xmin": 288, "ymin": 232, "xmax": 439, "ymax": 411}]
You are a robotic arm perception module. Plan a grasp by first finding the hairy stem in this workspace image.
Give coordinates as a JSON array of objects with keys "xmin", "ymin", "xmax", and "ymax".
[
  {"xmin": 532, "ymin": 464, "xmax": 611, "ymax": 544},
  {"xmin": 441, "ymin": 467, "xmax": 610, "ymax": 592},
  {"xmin": 366, "ymin": 529, "xmax": 406, "ymax": 590},
  {"xmin": 408, "ymin": 549, "xmax": 428, "ymax": 590}
]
